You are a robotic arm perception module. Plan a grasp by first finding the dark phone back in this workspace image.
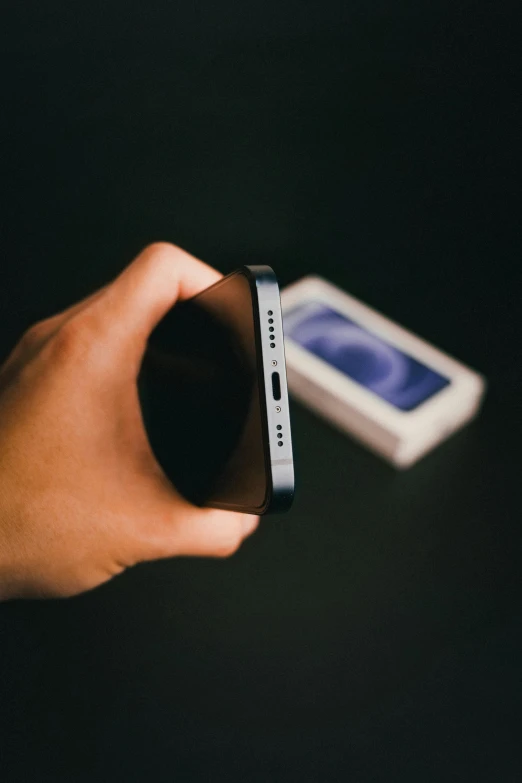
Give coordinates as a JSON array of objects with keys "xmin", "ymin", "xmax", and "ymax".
[{"xmin": 139, "ymin": 266, "xmax": 294, "ymax": 514}]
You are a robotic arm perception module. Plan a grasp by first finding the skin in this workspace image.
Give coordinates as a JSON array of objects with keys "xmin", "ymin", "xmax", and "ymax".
[{"xmin": 0, "ymin": 243, "xmax": 259, "ymax": 600}]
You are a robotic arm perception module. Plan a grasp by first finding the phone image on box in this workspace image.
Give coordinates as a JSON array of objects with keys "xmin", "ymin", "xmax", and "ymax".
[
  {"xmin": 281, "ymin": 276, "xmax": 486, "ymax": 468},
  {"xmin": 140, "ymin": 266, "xmax": 294, "ymax": 514},
  {"xmin": 284, "ymin": 301, "xmax": 451, "ymax": 412}
]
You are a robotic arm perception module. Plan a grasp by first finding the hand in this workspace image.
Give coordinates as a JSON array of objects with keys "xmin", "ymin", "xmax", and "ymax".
[{"xmin": 0, "ymin": 243, "xmax": 259, "ymax": 600}]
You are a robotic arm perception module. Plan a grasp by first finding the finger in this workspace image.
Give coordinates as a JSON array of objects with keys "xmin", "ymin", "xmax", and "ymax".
[
  {"xmin": 145, "ymin": 506, "xmax": 259, "ymax": 561},
  {"xmin": 97, "ymin": 242, "xmax": 222, "ymax": 354}
]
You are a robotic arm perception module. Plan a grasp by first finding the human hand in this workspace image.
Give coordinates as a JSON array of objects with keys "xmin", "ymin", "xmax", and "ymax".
[{"xmin": 0, "ymin": 243, "xmax": 259, "ymax": 600}]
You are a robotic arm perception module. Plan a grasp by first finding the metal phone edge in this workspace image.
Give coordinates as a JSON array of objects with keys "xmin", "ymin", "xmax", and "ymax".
[{"xmin": 242, "ymin": 265, "xmax": 295, "ymax": 514}]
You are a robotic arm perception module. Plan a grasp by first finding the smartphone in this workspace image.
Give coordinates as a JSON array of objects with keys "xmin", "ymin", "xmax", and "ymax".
[{"xmin": 139, "ymin": 266, "xmax": 294, "ymax": 514}]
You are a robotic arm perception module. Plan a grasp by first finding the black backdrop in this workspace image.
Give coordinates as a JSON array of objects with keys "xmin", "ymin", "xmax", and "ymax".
[{"xmin": 1, "ymin": 2, "xmax": 521, "ymax": 781}]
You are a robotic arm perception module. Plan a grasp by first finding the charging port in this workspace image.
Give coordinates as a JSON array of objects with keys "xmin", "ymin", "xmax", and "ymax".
[{"xmin": 271, "ymin": 372, "xmax": 281, "ymax": 401}]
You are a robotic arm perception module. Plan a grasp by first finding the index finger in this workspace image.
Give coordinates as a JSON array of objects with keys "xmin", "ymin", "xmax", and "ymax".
[{"xmin": 97, "ymin": 242, "xmax": 222, "ymax": 354}]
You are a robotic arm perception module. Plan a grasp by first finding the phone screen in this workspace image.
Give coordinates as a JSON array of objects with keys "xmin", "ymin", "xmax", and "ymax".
[
  {"xmin": 140, "ymin": 272, "xmax": 268, "ymax": 510},
  {"xmin": 284, "ymin": 301, "xmax": 450, "ymax": 411}
]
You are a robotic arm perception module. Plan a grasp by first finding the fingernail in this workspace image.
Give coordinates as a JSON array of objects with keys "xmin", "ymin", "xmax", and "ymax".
[{"xmin": 241, "ymin": 515, "xmax": 259, "ymax": 536}]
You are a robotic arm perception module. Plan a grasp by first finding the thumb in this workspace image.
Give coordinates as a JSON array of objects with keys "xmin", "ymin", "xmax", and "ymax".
[{"xmin": 143, "ymin": 505, "xmax": 260, "ymax": 561}]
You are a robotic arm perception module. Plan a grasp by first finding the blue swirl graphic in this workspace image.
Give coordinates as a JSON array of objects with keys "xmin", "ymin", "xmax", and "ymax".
[{"xmin": 284, "ymin": 301, "xmax": 449, "ymax": 411}]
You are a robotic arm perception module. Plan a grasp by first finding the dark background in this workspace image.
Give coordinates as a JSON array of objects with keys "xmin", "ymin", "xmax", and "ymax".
[{"xmin": 1, "ymin": 2, "xmax": 521, "ymax": 781}]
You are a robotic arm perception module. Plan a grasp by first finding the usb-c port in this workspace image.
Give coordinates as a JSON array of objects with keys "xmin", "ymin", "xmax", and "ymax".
[{"xmin": 271, "ymin": 372, "xmax": 281, "ymax": 401}]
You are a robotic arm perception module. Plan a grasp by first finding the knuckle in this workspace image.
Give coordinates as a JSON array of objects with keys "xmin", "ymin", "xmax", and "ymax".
[
  {"xmin": 50, "ymin": 315, "xmax": 101, "ymax": 364},
  {"xmin": 142, "ymin": 241, "xmax": 178, "ymax": 259},
  {"xmin": 21, "ymin": 319, "xmax": 51, "ymax": 347},
  {"xmin": 139, "ymin": 242, "xmax": 183, "ymax": 277},
  {"xmin": 51, "ymin": 322, "xmax": 83, "ymax": 360}
]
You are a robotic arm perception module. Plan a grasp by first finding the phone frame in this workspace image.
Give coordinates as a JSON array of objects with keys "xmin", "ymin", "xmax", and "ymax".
[{"xmin": 189, "ymin": 265, "xmax": 294, "ymax": 514}]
